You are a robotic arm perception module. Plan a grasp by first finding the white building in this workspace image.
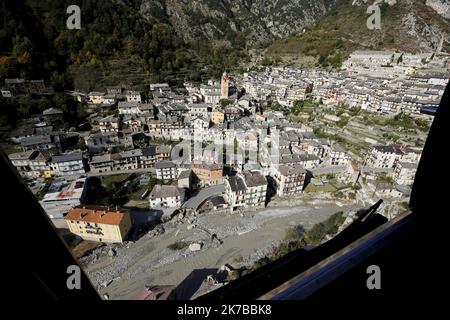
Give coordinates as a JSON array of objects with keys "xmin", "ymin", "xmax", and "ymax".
[
  {"xmin": 87, "ymin": 92, "xmax": 105, "ymax": 104},
  {"xmin": 328, "ymin": 145, "xmax": 350, "ymax": 166},
  {"xmin": 224, "ymin": 175, "xmax": 247, "ymax": 210},
  {"xmin": 150, "ymin": 83, "xmax": 170, "ymax": 92},
  {"xmin": 192, "ymin": 116, "xmax": 210, "ymax": 131},
  {"xmin": 393, "ymin": 162, "xmax": 418, "ymax": 186},
  {"xmin": 118, "ymin": 101, "xmax": 140, "ymax": 115},
  {"xmin": 366, "ymin": 145, "xmax": 404, "ymax": 169},
  {"xmin": 39, "ymin": 177, "xmax": 87, "ymax": 219},
  {"xmin": 200, "ymin": 84, "xmax": 221, "ymax": 104},
  {"xmin": 272, "ymin": 164, "xmax": 307, "ymax": 196},
  {"xmin": 89, "ymin": 154, "xmax": 114, "ymax": 173},
  {"xmin": 188, "ymin": 104, "xmax": 209, "ymax": 118},
  {"xmin": 155, "ymin": 161, "xmax": 177, "ymax": 180},
  {"xmin": 99, "ymin": 115, "xmax": 120, "ymax": 133},
  {"xmin": 1, "ymin": 89, "xmax": 13, "ymax": 97},
  {"xmin": 101, "ymin": 94, "xmax": 116, "ymax": 105},
  {"xmin": 298, "ymin": 154, "xmax": 321, "ymax": 170},
  {"xmin": 89, "ymin": 149, "xmax": 150, "ymax": 173},
  {"xmin": 112, "ymin": 149, "xmax": 143, "ymax": 171},
  {"xmin": 149, "ymin": 185, "xmax": 185, "ymax": 209},
  {"xmin": 125, "ymin": 90, "xmax": 141, "ymax": 102},
  {"xmin": 8, "ymin": 150, "xmax": 51, "ymax": 178},
  {"xmin": 50, "ymin": 152, "xmax": 85, "ymax": 176},
  {"xmin": 243, "ymin": 172, "xmax": 268, "ymax": 207},
  {"xmin": 177, "ymin": 169, "xmax": 192, "ymax": 189}
]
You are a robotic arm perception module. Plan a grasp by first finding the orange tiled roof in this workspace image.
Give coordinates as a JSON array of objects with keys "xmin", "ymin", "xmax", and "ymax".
[{"xmin": 65, "ymin": 206, "xmax": 129, "ymax": 226}]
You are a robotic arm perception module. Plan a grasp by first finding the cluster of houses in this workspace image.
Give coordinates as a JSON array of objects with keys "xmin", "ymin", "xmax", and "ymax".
[
  {"xmin": 89, "ymin": 145, "xmax": 171, "ymax": 174},
  {"xmin": 6, "ymin": 70, "xmax": 357, "ymax": 225},
  {"xmin": 242, "ymin": 51, "xmax": 449, "ymax": 115},
  {"xmin": 1, "ymin": 78, "xmax": 54, "ymax": 97},
  {"xmin": 361, "ymin": 144, "xmax": 422, "ymax": 199},
  {"xmin": 8, "ymin": 149, "xmax": 85, "ymax": 178},
  {"xmin": 147, "ymin": 169, "xmax": 269, "ymax": 212},
  {"xmin": 5, "ymin": 50, "xmax": 447, "ymax": 243},
  {"xmin": 8, "ymin": 63, "xmax": 428, "ymax": 200}
]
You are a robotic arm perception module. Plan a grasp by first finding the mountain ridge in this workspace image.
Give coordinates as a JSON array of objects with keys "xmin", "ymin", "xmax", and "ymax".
[
  {"xmin": 1, "ymin": 0, "xmax": 449, "ymax": 91},
  {"xmin": 265, "ymin": 0, "xmax": 450, "ymax": 67},
  {"xmin": 139, "ymin": 0, "xmax": 339, "ymax": 48}
]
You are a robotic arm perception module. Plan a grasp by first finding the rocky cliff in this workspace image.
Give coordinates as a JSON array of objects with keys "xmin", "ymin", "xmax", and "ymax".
[{"xmin": 139, "ymin": 0, "xmax": 338, "ymax": 47}]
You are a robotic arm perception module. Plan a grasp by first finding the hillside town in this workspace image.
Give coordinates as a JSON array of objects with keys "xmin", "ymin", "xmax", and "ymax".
[{"xmin": 2, "ymin": 50, "xmax": 449, "ymax": 299}]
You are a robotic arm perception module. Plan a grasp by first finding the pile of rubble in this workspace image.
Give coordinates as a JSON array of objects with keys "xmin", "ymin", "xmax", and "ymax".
[
  {"xmin": 88, "ymin": 245, "xmax": 146, "ymax": 289},
  {"xmin": 142, "ymin": 224, "xmax": 165, "ymax": 240},
  {"xmin": 191, "ymin": 264, "xmax": 238, "ymax": 299}
]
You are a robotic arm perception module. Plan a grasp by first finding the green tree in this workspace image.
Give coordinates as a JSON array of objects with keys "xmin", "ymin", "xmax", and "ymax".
[{"xmin": 261, "ymin": 56, "xmax": 273, "ymax": 66}]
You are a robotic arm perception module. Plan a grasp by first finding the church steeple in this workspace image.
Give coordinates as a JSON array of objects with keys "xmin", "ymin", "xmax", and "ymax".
[{"xmin": 221, "ymin": 71, "xmax": 229, "ymax": 99}]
